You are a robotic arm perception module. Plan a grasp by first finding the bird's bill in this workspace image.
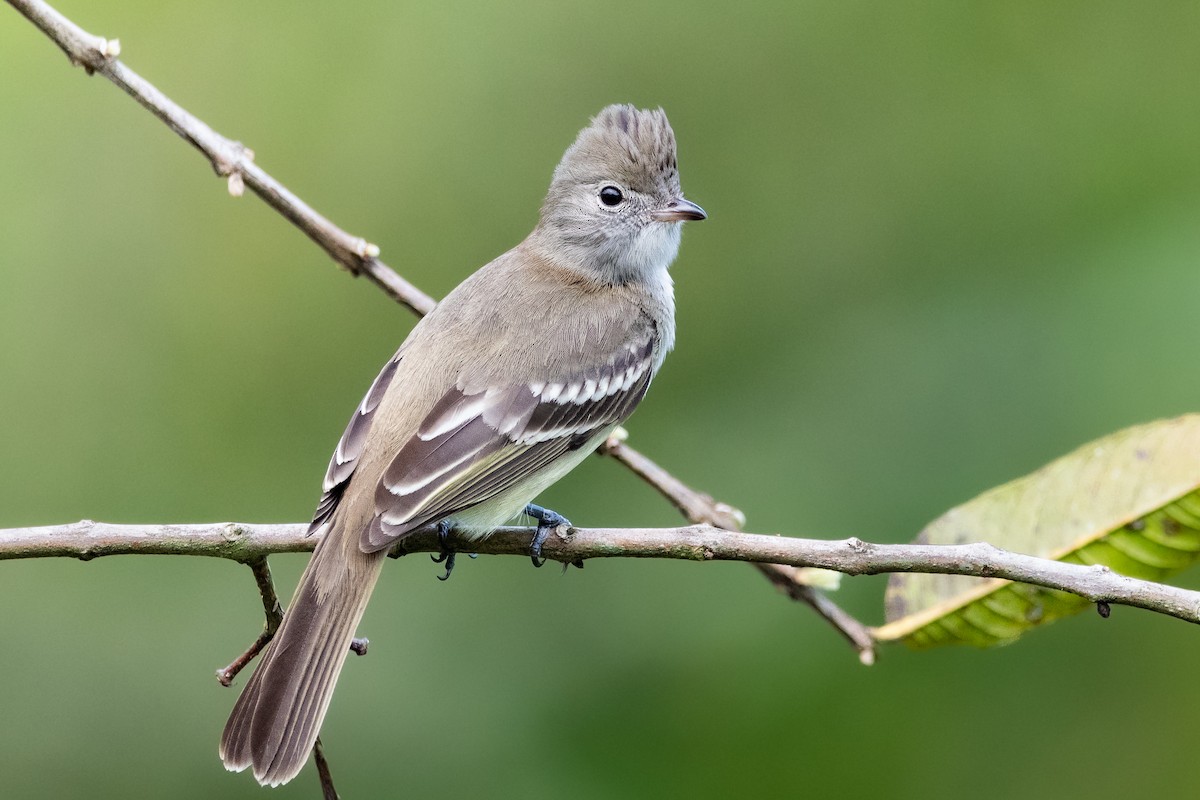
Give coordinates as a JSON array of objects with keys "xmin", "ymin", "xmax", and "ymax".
[{"xmin": 651, "ymin": 198, "xmax": 707, "ymax": 222}]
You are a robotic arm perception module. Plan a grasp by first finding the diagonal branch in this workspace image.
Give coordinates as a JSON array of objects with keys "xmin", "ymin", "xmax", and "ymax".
[
  {"xmin": 5, "ymin": 520, "xmax": 1200, "ymax": 628},
  {"xmin": 5, "ymin": 0, "xmax": 869, "ymax": 652},
  {"xmin": 215, "ymin": 557, "xmax": 282, "ymax": 687},
  {"xmin": 601, "ymin": 431, "xmax": 877, "ymax": 663},
  {"xmin": 312, "ymin": 737, "xmax": 339, "ymax": 800},
  {"xmin": 5, "ymin": 0, "xmax": 433, "ymax": 317}
]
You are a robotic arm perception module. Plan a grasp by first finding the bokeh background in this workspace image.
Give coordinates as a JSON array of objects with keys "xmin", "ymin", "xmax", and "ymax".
[{"xmin": 3, "ymin": 2, "xmax": 1199, "ymax": 797}]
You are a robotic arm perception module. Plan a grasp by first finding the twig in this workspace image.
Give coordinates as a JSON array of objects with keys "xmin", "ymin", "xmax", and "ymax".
[
  {"xmin": 755, "ymin": 564, "xmax": 877, "ymax": 665},
  {"xmin": 604, "ymin": 431, "xmax": 744, "ymax": 532},
  {"xmin": 5, "ymin": 521, "xmax": 1200, "ymax": 627},
  {"xmin": 601, "ymin": 432, "xmax": 877, "ymax": 662},
  {"xmin": 601, "ymin": 433, "xmax": 746, "ymax": 530},
  {"xmin": 215, "ymin": 557, "xmax": 283, "ymax": 686},
  {"xmin": 313, "ymin": 737, "xmax": 339, "ymax": 800},
  {"xmin": 5, "ymin": 0, "xmax": 434, "ymax": 317}
]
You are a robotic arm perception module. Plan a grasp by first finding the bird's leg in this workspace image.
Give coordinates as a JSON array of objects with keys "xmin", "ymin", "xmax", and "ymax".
[
  {"xmin": 524, "ymin": 503, "xmax": 572, "ymax": 568},
  {"xmin": 431, "ymin": 520, "xmax": 458, "ymax": 581}
]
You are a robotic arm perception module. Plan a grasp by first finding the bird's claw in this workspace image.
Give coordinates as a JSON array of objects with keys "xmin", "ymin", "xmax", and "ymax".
[
  {"xmin": 524, "ymin": 503, "xmax": 572, "ymax": 568},
  {"xmin": 432, "ymin": 520, "xmax": 457, "ymax": 581}
]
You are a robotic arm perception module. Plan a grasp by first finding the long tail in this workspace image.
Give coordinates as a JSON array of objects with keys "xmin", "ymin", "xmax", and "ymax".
[{"xmin": 219, "ymin": 511, "xmax": 386, "ymax": 787}]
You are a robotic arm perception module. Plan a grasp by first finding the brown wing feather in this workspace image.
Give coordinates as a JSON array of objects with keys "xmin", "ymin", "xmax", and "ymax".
[{"xmin": 305, "ymin": 349, "xmax": 403, "ymax": 537}]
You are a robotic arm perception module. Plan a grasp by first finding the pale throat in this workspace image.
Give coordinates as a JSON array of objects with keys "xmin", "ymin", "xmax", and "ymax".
[
  {"xmin": 624, "ymin": 221, "xmax": 683, "ymax": 276},
  {"xmin": 532, "ymin": 220, "xmax": 683, "ymax": 288},
  {"xmin": 593, "ymin": 221, "xmax": 682, "ymax": 286}
]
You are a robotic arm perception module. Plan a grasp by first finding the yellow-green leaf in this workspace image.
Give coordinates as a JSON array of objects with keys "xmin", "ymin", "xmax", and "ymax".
[{"xmin": 876, "ymin": 414, "xmax": 1200, "ymax": 648}]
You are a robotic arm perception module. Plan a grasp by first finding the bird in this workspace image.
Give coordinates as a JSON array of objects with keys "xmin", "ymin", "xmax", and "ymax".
[{"xmin": 219, "ymin": 104, "xmax": 706, "ymax": 786}]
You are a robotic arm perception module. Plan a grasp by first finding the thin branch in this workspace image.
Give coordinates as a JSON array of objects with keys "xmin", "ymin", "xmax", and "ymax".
[
  {"xmin": 5, "ymin": 0, "xmax": 434, "ymax": 317},
  {"xmin": 5, "ymin": 521, "xmax": 1200, "ymax": 627},
  {"xmin": 601, "ymin": 432, "xmax": 877, "ymax": 662},
  {"xmin": 601, "ymin": 432, "xmax": 747, "ymax": 530},
  {"xmin": 755, "ymin": 564, "xmax": 877, "ymax": 665},
  {"xmin": 215, "ymin": 557, "xmax": 283, "ymax": 686},
  {"xmin": 313, "ymin": 737, "xmax": 339, "ymax": 800}
]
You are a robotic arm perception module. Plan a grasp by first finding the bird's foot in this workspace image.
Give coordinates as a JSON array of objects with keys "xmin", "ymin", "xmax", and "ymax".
[
  {"xmin": 524, "ymin": 503, "xmax": 572, "ymax": 568},
  {"xmin": 431, "ymin": 520, "xmax": 459, "ymax": 581},
  {"xmin": 430, "ymin": 520, "xmax": 478, "ymax": 580}
]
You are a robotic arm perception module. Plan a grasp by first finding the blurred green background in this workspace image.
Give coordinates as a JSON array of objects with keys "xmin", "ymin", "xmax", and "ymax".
[{"xmin": 3, "ymin": 1, "xmax": 1199, "ymax": 797}]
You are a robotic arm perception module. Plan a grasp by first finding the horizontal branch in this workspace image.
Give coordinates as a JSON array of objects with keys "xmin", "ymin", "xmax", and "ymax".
[{"xmin": 6, "ymin": 521, "xmax": 1200, "ymax": 628}]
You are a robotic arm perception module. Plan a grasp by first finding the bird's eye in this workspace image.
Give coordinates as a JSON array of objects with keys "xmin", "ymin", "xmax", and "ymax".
[{"xmin": 599, "ymin": 185, "xmax": 624, "ymax": 207}]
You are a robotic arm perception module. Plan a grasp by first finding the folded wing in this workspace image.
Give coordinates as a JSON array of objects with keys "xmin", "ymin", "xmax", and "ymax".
[
  {"xmin": 306, "ymin": 348, "xmax": 404, "ymax": 538},
  {"xmin": 362, "ymin": 336, "xmax": 656, "ymax": 551}
]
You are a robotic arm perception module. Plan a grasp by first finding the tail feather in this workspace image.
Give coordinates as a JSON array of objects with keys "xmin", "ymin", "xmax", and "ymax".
[
  {"xmin": 220, "ymin": 517, "xmax": 386, "ymax": 786},
  {"xmin": 219, "ymin": 651, "xmax": 266, "ymax": 772}
]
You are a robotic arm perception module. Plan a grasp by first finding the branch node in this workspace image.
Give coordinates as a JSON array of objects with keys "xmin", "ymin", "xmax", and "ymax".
[
  {"xmin": 63, "ymin": 26, "xmax": 116, "ymax": 75},
  {"xmin": 1096, "ymin": 601, "xmax": 1112, "ymax": 618},
  {"xmin": 978, "ymin": 541, "xmax": 1005, "ymax": 559},
  {"xmin": 846, "ymin": 537, "xmax": 868, "ymax": 554},
  {"xmin": 350, "ymin": 638, "xmax": 369, "ymax": 656},
  {"xmin": 221, "ymin": 523, "xmax": 246, "ymax": 543},
  {"xmin": 601, "ymin": 425, "xmax": 630, "ymax": 452},
  {"xmin": 712, "ymin": 501, "xmax": 746, "ymax": 529},
  {"xmin": 210, "ymin": 140, "xmax": 253, "ymax": 201}
]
